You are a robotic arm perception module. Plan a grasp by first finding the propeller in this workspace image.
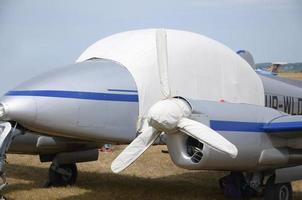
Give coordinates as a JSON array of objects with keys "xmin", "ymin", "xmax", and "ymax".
[{"xmin": 111, "ymin": 29, "xmax": 238, "ymax": 173}]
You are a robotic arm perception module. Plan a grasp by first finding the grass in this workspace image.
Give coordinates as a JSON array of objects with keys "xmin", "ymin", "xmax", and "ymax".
[
  {"xmin": 278, "ymin": 72, "xmax": 302, "ymax": 80},
  {"xmin": 4, "ymin": 146, "xmax": 226, "ymax": 200},
  {"xmin": 3, "ymin": 145, "xmax": 302, "ymax": 200},
  {"xmin": 3, "ymin": 72, "xmax": 302, "ymax": 200}
]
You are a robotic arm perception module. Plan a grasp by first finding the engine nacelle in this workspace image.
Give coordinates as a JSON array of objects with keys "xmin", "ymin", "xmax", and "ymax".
[
  {"xmin": 166, "ymin": 132, "xmax": 264, "ymax": 171},
  {"xmin": 166, "ymin": 132, "xmax": 302, "ymax": 172},
  {"xmin": 166, "ymin": 133, "xmax": 218, "ymax": 170}
]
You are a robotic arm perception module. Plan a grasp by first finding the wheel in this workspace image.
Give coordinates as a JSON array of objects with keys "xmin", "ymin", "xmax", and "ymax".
[
  {"xmin": 49, "ymin": 163, "xmax": 77, "ymax": 187},
  {"xmin": 219, "ymin": 172, "xmax": 262, "ymax": 199},
  {"xmin": 264, "ymin": 182, "xmax": 292, "ymax": 200},
  {"xmin": 219, "ymin": 172, "xmax": 251, "ymax": 199},
  {"xmin": 48, "ymin": 163, "xmax": 77, "ymax": 187}
]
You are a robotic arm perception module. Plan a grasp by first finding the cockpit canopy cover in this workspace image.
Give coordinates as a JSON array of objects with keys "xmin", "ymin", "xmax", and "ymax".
[{"xmin": 77, "ymin": 29, "xmax": 264, "ymax": 117}]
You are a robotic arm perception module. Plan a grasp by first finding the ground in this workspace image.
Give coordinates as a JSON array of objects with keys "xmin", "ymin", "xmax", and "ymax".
[
  {"xmin": 3, "ymin": 72, "xmax": 302, "ymax": 200},
  {"xmin": 5, "ymin": 146, "xmax": 224, "ymax": 200},
  {"xmin": 3, "ymin": 145, "xmax": 302, "ymax": 200},
  {"xmin": 278, "ymin": 73, "xmax": 302, "ymax": 80}
]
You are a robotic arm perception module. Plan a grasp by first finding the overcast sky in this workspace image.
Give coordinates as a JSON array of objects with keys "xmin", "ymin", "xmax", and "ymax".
[{"xmin": 0, "ymin": 0, "xmax": 301, "ymax": 95}]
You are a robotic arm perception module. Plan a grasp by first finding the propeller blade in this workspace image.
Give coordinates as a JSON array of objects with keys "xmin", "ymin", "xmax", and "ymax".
[
  {"xmin": 111, "ymin": 125, "xmax": 161, "ymax": 173},
  {"xmin": 177, "ymin": 118, "xmax": 238, "ymax": 158},
  {"xmin": 156, "ymin": 29, "xmax": 170, "ymax": 98},
  {"xmin": 0, "ymin": 122, "xmax": 12, "ymax": 147}
]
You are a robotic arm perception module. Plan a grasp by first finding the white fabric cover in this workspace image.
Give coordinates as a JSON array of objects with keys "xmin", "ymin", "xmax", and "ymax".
[
  {"xmin": 111, "ymin": 125, "xmax": 160, "ymax": 173},
  {"xmin": 77, "ymin": 29, "xmax": 264, "ymax": 118},
  {"xmin": 155, "ymin": 29, "xmax": 170, "ymax": 98},
  {"xmin": 147, "ymin": 98, "xmax": 238, "ymax": 157},
  {"xmin": 148, "ymin": 98, "xmax": 191, "ymax": 131}
]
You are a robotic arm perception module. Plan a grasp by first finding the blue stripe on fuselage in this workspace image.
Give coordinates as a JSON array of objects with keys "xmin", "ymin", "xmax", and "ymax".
[
  {"xmin": 5, "ymin": 90, "xmax": 302, "ymax": 133},
  {"xmin": 211, "ymin": 120, "xmax": 302, "ymax": 133},
  {"xmin": 210, "ymin": 120, "xmax": 264, "ymax": 132},
  {"xmin": 5, "ymin": 90, "xmax": 139, "ymax": 102}
]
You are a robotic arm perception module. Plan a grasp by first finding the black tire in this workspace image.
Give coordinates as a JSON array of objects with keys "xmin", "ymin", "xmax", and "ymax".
[
  {"xmin": 264, "ymin": 182, "xmax": 292, "ymax": 200},
  {"xmin": 49, "ymin": 163, "xmax": 77, "ymax": 187}
]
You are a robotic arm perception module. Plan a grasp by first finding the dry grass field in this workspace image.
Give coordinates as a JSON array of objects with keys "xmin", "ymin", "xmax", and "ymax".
[
  {"xmin": 3, "ymin": 146, "xmax": 302, "ymax": 200},
  {"xmin": 278, "ymin": 72, "xmax": 302, "ymax": 80},
  {"xmin": 3, "ymin": 72, "xmax": 302, "ymax": 200},
  {"xmin": 5, "ymin": 146, "xmax": 227, "ymax": 200}
]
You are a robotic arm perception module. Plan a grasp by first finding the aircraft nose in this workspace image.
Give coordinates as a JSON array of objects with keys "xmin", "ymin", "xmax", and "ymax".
[{"xmin": 0, "ymin": 95, "xmax": 37, "ymax": 125}]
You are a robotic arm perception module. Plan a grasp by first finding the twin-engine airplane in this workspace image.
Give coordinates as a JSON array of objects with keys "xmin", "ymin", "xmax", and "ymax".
[{"xmin": 1, "ymin": 29, "xmax": 302, "ymax": 200}]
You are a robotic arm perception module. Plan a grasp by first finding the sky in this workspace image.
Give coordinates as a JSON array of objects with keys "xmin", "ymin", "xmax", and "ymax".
[{"xmin": 0, "ymin": 0, "xmax": 301, "ymax": 95}]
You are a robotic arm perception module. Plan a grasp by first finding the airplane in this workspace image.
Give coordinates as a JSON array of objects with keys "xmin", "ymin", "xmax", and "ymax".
[
  {"xmin": 237, "ymin": 49, "xmax": 277, "ymax": 76},
  {"xmin": 1, "ymin": 29, "xmax": 302, "ymax": 200},
  {"xmin": 237, "ymin": 50, "xmax": 302, "ymax": 115},
  {"xmin": 255, "ymin": 62, "xmax": 288, "ymax": 76}
]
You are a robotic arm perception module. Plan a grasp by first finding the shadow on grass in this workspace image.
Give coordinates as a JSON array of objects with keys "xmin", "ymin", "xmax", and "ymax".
[
  {"xmin": 4, "ymin": 163, "xmax": 224, "ymax": 200},
  {"xmin": 3, "ymin": 164, "xmax": 302, "ymax": 200}
]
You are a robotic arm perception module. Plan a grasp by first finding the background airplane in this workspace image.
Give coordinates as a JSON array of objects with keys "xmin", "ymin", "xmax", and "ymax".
[{"xmin": 0, "ymin": 29, "xmax": 302, "ymax": 200}]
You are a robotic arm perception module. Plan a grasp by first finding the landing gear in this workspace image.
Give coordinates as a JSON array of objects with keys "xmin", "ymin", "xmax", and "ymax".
[
  {"xmin": 0, "ymin": 122, "xmax": 21, "ymax": 194},
  {"xmin": 45, "ymin": 163, "xmax": 78, "ymax": 187},
  {"xmin": 264, "ymin": 180, "xmax": 292, "ymax": 200},
  {"xmin": 219, "ymin": 172, "xmax": 293, "ymax": 200},
  {"xmin": 219, "ymin": 172, "xmax": 255, "ymax": 199}
]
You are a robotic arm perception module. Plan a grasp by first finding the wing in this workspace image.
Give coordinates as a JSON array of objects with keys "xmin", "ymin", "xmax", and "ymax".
[{"xmin": 263, "ymin": 115, "xmax": 302, "ymax": 137}]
